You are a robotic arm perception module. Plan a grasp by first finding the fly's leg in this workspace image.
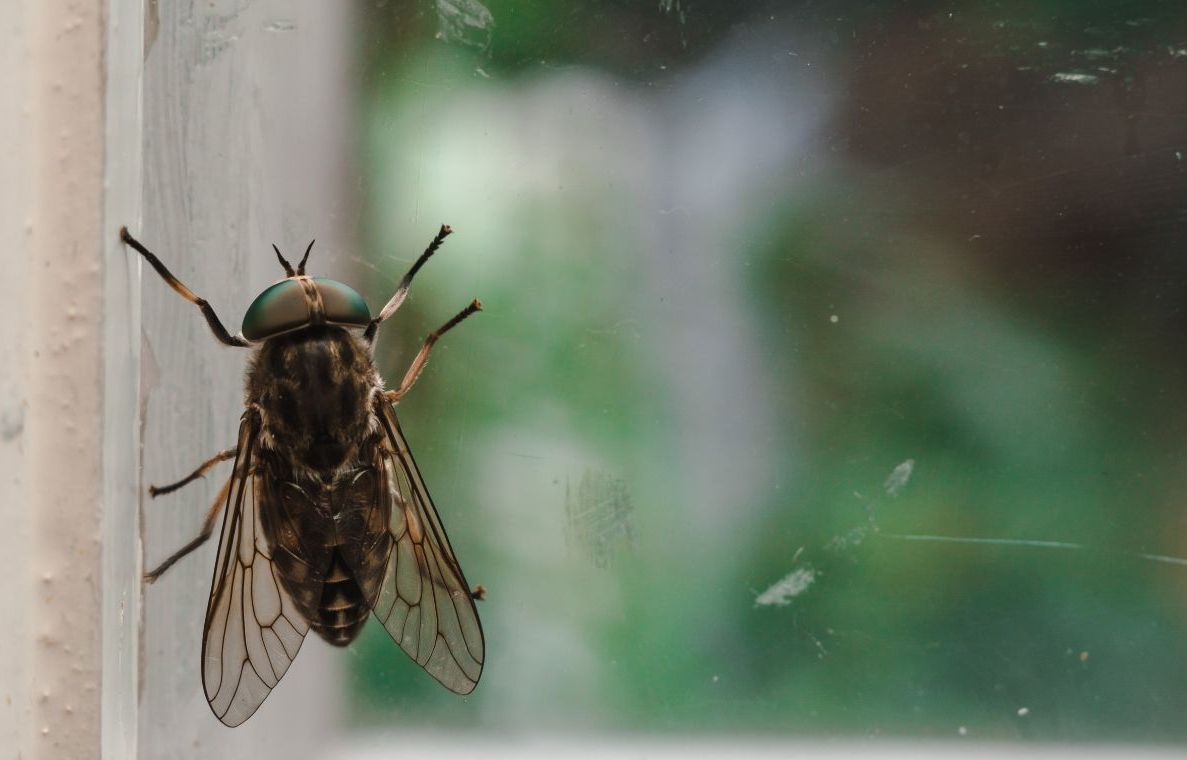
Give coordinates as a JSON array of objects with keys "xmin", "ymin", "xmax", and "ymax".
[
  {"xmin": 364, "ymin": 224, "xmax": 454, "ymax": 344},
  {"xmin": 144, "ymin": 476, "xmax": 233, "ymax": 583},
  {"xmin": 120, "ymin": 226, "xmax": 251, "ymax": 348},
  {"xmin": 148, "ymin": 447, "xmax": 238, "ymax": 497},
  {"xmin": 384, "ymin": 299, "xmax": 482, "ymax": 404}
]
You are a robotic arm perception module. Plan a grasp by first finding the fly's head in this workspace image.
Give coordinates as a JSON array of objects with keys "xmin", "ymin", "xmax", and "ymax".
[{"xmin": 241, "ymin": 240, "xmax": 372, "ymax": 342}]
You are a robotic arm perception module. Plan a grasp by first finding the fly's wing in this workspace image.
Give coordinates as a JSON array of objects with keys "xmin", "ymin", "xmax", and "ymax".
[
  {"xmin": 370, "ymin": 400, "xmax": 485, "ymax": 694},
  {"xmin": 202, "ymin": 414, "xmax": 310, "ymax": 726}
]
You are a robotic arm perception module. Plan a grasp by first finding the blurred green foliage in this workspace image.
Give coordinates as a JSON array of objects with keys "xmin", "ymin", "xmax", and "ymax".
[{"xmin": 352, "ymin": 0, "xmax": 1187, "ymax": 744}]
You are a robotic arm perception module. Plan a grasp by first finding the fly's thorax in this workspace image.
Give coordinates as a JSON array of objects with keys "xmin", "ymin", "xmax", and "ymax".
[{"xmin": 247, "ymin": 326, "xmax": 382, "ymax": 474}]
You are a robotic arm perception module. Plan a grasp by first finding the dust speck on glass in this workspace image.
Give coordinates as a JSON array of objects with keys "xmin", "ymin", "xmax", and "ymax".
[{"xmin": 147, "ymin": 0, "xmax": 1187, "ymax": 748}]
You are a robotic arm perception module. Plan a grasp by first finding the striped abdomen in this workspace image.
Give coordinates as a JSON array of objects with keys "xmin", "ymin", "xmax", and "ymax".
[{"xmin": 261, "ymin": 464, "xmax": 394, "ymax": 647}]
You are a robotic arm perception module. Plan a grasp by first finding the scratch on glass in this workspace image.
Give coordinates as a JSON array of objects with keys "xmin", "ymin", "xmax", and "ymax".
[{"xmin": 880, "ymin": 532, "xmax": 1187, "ymax": 568}]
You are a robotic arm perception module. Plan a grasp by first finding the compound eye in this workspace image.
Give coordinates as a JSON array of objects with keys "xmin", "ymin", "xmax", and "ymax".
[
  {"xmin": 241, "ymin": 280, "xmax": 309, "ymax": 341},
  {"xmin": 314, "ymin": 278, "xmax": 371, "ymax": 328}
]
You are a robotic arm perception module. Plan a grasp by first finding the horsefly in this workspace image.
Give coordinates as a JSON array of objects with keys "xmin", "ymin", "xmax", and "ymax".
[{"xmin": 123, "ymin": 225, "xmax": 485, "ymax": 726}]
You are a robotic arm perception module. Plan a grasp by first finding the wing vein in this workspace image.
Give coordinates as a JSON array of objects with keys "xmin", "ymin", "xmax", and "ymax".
[
  {"xmin": 201, "ymin": 413, "xmax": 310, "ymax": 726},
  {"xmin": 366, "ymin": 399, "xmax": 485, "ymax": 694}
]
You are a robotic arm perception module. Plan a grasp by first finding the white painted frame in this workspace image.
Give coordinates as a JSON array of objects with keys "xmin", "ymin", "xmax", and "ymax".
[
  {"xmin": 1, "ymin": 2, "xmax": 356, "ymax": 756},
  {"xmin": 2, "ymin": 1, "xmax": 131, "ymax": 757}
]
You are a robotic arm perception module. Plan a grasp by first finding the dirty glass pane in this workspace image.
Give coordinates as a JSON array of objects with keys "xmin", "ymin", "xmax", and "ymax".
[{"xmin": 346, "ymin": 0, "xmax": 1187, "ymax": 750}]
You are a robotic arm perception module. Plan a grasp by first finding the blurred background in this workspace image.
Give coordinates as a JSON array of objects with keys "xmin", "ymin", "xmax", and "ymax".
[
  {"xmin": 348, "ymin": 0, "xmax": 1187, "ymax": 746},
  {"xmin": 138, "ymin": 0, "xmax": 1187, "ymax": 755}
]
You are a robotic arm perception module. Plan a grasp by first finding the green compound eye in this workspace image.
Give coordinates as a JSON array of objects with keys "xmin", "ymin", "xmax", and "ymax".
[
  {"xmin": 242, "ymin": 280, "xmax": 308, "ymax": 341},
  {"xmin": 314, "ymin": 278, "xmax": 371, "ymax": 329},
  {"xmin": 242, "ymin": 278, "xmax": 372, "ymax": 341}
]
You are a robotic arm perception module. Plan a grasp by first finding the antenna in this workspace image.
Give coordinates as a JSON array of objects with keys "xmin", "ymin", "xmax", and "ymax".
[
  {"xmin": 272, "ymin": 244, "xmax": 295, "ymax": 277},
  {"xmin": 297, "ymin": 239, "xmax": 315, "ymax": 275}
]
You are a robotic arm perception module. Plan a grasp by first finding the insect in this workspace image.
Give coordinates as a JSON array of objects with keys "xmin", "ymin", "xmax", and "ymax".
[{"xmin": 122, "ymin": 225, "xmax": 485, "ymax": 726}]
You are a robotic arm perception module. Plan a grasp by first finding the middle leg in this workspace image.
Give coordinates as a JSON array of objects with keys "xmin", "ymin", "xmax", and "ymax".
[
  {"xmin": 384, "ymin": 299, "xmax": 482, "ymax": 405},
  {"xmin": 149, "ymin": 447, "xmax": 238, "ymax": 497},
  {"xmin": 144, "ymin": 476, "xmax": 233, "ymax": 583}
]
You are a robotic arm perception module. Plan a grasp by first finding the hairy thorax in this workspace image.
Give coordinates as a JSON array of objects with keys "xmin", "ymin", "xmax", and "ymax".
[{"xmin": 246, "ymin": 326, "xmax": 382, "ymax": 476}]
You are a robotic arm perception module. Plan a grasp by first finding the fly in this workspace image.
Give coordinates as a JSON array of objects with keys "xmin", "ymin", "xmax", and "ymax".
[{"xmin": 123, "ymin": 225, "xmax": 485, "ymax": 726}]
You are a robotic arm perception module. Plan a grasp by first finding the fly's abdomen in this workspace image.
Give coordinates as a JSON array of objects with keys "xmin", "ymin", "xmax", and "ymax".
[
  {"xmin": 312, "ymin": 549, "xmax": 371, "ymax": 646},
  {"xmin": 260, "ymin": 475, "xmax": 357, "ymax": 644},
  {"xmin": 262, "ymin": 465, "xmax": 394, "ymax": 647}
]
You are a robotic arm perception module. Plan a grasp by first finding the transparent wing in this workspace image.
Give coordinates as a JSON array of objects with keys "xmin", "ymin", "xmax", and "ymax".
[
  {"xmin": 202, "ymin": 414, "xmax": 310, "ymax": 726},
  {"xmin": 371, "ymin": 400, "xmax": 485, "ymax": 694}
]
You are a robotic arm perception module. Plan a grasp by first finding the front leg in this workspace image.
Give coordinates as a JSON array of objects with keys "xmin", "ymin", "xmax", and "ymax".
[
  {"xmin": 365, "ymin": 224, "xmax": 454, "ymax": 344},
  {"xmin": 120, "ymin": 227, "xmax": 250, "ymax": 348}
]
